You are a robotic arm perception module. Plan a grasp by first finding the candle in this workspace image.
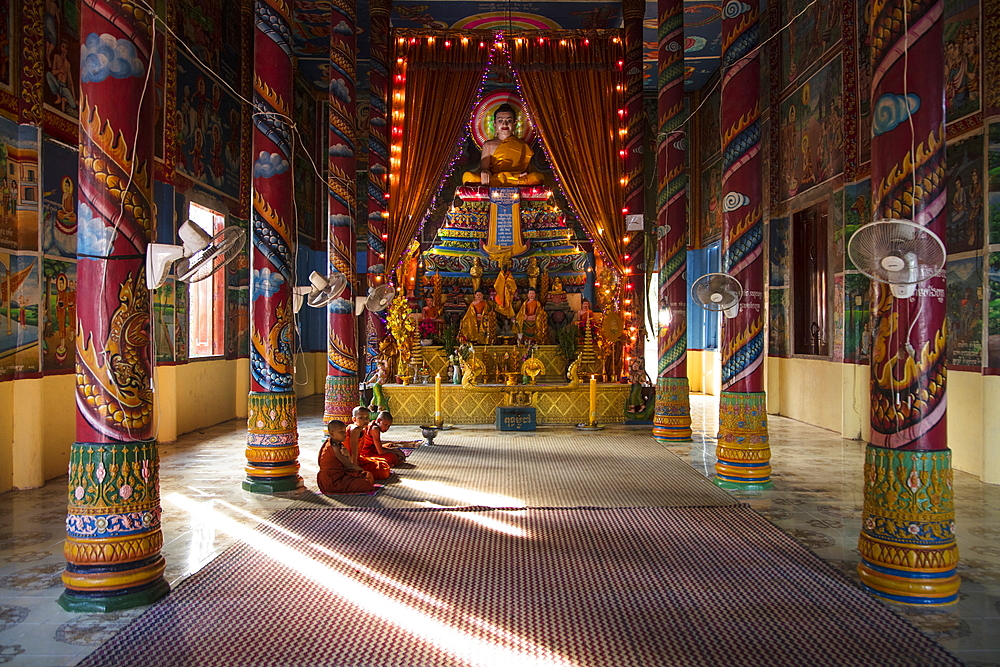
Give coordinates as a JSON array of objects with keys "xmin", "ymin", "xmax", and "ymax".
[
  {"xmin": 589, "ymin": 374, "xmax": 597, "ymax": 427},
  {"xmin": 434, "ymin": 373, "xmax": 443, "ymax": 427}
]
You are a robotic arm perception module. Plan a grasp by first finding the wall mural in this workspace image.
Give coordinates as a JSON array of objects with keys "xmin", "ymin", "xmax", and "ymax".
[
  {"xmin": 780, "ymin": 0, "xmax": 842, "ymax": 87},
  {"xmin": 175, "ymin": 52, "xmax": 242, "ymax": 199},
  {"xmin": 700, "ymin": 157, "xmax": 722, "ymax": 245},
  {"xmin": 153, "ymin": 277, "xmax": 175, "ymax": 363},
  {"xmin": 946, "ymin": 255, "xmax": 983, "ymax": 368},
  {"xmin": 945, "ymin": 132, "xmax": 984, "ymax": 254},
  {"xmin": 779, "ymin": 55, "xmax": 843, "ymax": 201},
  {"xmin": 226, "ymin": 286, "xmax": 249, "ymax": 358},
  {"xmin": 0, "ymin": 0, "xmax": 12, "ymax": 93},
  {"xmin": 0, "ymin": 251, "xmax": 40, "ymax": 378},
  {"xmin": 698, "ymin": 84, "xmax": 721, "ymax": 164},
  {"xmin": 42, "ymin": 0, "xmax": 80, "ymax": 120},
  {"xmin": 768, "ymin": 216, "xmax": 789, "ymax": 287},
  {"xmin": 944, "ymin": 0, "xmax": 981, "ymax": 125},
  {"xmin": 174, "ymin": 280, "xmax": 188, "ymax": 363},
  {"xmin": 41, "ymin": 139, "xmax": 77, "ymax": 258},
  {"xmin": 40, "ymin": 256, "xmax": 73, "ymax": 372},
  {"xmin": 989, "ymin": 251, "xmax": 1000, "ymax": 367},
  {"xmin": 0, "ymin": 119, "xmax": 40, "ymax": 252},
  {"xmin": 855, "ymin": 0, "xmax": 873, "ymax": 165},
  {"xmin": 843, "ymin": 178, "xmax": 872, "ymax": 272},
  {"xmin": 843, "ymin": 271, "xmax": 871, "ymax": 363},
  {"xmin": 988, "ymin": 122, "xmax": 1000, "ymax": 244},
  {"xmin": 768, "ymin": 288, "xmax": 788, "ymax": 356},
  {"xmin": 831, "ymin": 189, "xmax": 845, "ymax": 273}
]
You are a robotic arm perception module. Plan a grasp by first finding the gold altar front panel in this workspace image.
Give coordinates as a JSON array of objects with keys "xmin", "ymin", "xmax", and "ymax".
[
  {"xmin": 416, "ymin": 345, "xmax": 568, "ymax": 383},
  {"xmin": 382, "ymin": 383, "xmax": 630, "ymax": 425}
]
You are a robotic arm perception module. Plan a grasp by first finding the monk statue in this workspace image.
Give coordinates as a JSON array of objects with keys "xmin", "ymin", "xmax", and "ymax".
[
  {"xmin": 514, "ymin": 288, "xmax": 548, "ymax": 343},
  {"xmin": 462, "ymin": 103, "xmax": 544, "ymax": 186},
  {"xmin": 460, "ymin": 289, "xmax": 497, "ymax": 344}
]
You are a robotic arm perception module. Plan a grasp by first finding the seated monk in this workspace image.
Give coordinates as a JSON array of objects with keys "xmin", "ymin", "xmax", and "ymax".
[
  {"xmin": 347, "ymin": 406, "xmax": 391, "ymax": 481},
  {"xmin": 462, "ymin": 103, "xmax": 544, "ymax": 186},
  {"xmin": 459, "ymin": 289, "xmax": 496, "ymax": 344},
  {"xmin": 360, "ymin": 410, "xmax": 407, "ymax": 467},
  {"xmin": 514, "ymin": 288, "xmax": 548, "ymax": 343},
  {"xmin": 317, "ymin": 420, "xmax": 375, "ymax": 495}
]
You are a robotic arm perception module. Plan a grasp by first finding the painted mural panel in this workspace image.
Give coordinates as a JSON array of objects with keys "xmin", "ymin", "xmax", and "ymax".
[
  {"xmin": 226, "ymin": 287, "xmax": 249, "ymax": 358},
  {"xmin": 946, "ymin": 255, "xmax": 983, "ymax": 368},
  {"xmin": 153, "ymin": 277, "xmax": 175, "ymax": 363},
  {"xmin": 42, "ymin": 0, "xmax": 80, "ymax": 119},
  {"xmin": 175, "ymin": 52, "xmax": 242, "ymax": 199},
  {"xmin": 174, "ymin": 280, "xmax": 188, "ymax": 363},
  {"xmin": 831, "ymin": 189, "xmax": 845, "ymax": 274},
  {"xmin": 768, "ymin": 288, "xmax": 788, "ymax": 356},
  {"xmin": 0, "ymin": 0, "xmax": 11, "ymax": 93},
  {"xmin": 843, "ymin": 272, "xmax": 872, "ymax": 363},
  {"xmin": 779, "ymin": 56, "xmax": 844, "ymax": 201},
  {"xmin": 177, "ymin": 0, "xmax": 222, "ymax": 74},
  {"xmin": 41, "ymin": 139, "xmax": 77, "ymax": 257},
  {"xmin": 0, "ymin": 251, "xmax": 40, "ymax": 378},
  {"xmin": 769, "ymin": 216, "xmax": 789, "ymax": 287},
  {"xmin": 0, "ymin": 122, "xmax": 41, "ymax": 252},
  {"xmin": 780, "ymin": 0, "xmax": 842, "ymax": 87},
  {"xmin": 698, "ymin": 85, "xmax": 721, "ymax": 163},
  {"xmin": 844, "ymin": 179, "xmax": 872, "ymax": 272},
  {"xmin": 987, "ymin": 251, "xmax": 1000, "ymax": 367},
  {"xmin": 700, "ymin": 158, "xmax": 722, "ymax": 245},
  {"xmin": 944, "ymin": 0, "xmax": 981, "ymax": 125},
  {"xmin": 40, "ymin": 256, "xmax": 74, "ymax": 372},
  {"xmin": 945, "ymin": 132, "xmax": 983, "ymax": 254},
  {"xmin": 833, "ymin": 274, "xmax": 844, "ymax": 362},
  {"xmin": 856, "ymin": 0, "xmax": 873, "ymax": 165},
  {"xmin": 988, "ymin": 122, "xmax": 1000, "ymax": 244}
]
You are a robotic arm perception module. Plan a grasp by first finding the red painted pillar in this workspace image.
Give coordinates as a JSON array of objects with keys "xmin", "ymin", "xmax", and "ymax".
[
  {"xmin": 858, "ymin": 0, "xmax": 958, "ymax": 605},
  {"xmin": 622, "ymin": 0, "xmax": 646, "ymax": 373},
  {"xmin": 652, "ymin": 0, "xmax": 691, "ymax": 442},
  {"xmin": 60, "ymin": 0, "xmax": 168, "ymax": 611},
  {"xmin": 715, "ymin": 0, "xmax": 771, "ymax": 488},
  {"xmin": 244, "ymin": 0, "xmax": 302, "ymax": 493},
  {"xmin": 324, "ymin": 0, "xmax": 359, "ymax": 422}
]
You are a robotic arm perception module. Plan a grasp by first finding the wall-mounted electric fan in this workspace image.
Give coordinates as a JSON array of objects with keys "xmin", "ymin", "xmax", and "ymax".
[
  {"xmin": 292, "ymin": 271, "xmax": 347, "ymax": 313},
  {"xmin": 146, "ymin": 220, "xmax": 246, "ymax": 289},
  {"xmin": 691, "ymin": 272, "xmax": 743, "ymax": 319},
  {"xmin": 355, "ymin": 284, "xmax": 396, "ymax": 316},
  {"xmin": 847, "ymin": 219, "xmax": 945, "ymax": 299}
]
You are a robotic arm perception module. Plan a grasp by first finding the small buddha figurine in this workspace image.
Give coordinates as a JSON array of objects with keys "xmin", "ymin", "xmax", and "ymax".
[
  {"xmin": 514, "ymin": 288, "xmax": 548, "ymax": 343},
  {"xmin": 526, "ymin": 256, "xmax": 540, "ymax": 292},
  {"xmin": 459, "ymin": 289, "xmax": 496, "ymax": 344},
  {"xmin": 470, "ymin": 256, "xmax": 484, "ymax": 293},
  {"xmin": 576, "ymin": 298, "xmax": 601, "ymax": 337},
  {"xmin": 462, "ymin": 104, "xmax": 545, "ymax": 186}
]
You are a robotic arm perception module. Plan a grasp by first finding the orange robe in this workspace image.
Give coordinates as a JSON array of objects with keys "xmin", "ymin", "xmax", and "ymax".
[
  {"xmin": 317, "ymin": 440, "xmax": 374, "ymax": 494},
  {"xmin": 348, "ymin": 424, "xmax": 392, "ymax": 480},
  {"xmin": 359, "ymin": 424, "xmax": 405, "ymax": 467}
]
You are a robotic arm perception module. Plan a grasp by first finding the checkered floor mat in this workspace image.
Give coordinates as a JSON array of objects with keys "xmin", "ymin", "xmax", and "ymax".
[
  {"xmin": 77, "ymin": 506, "xmax": 961, "ymax": 667},
  {"xmin": 292, "ymin": 432, "xmax": 738, "ymax": 509}
]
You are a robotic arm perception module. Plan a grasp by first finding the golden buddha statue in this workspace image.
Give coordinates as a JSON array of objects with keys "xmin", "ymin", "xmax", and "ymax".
[
  {"xmin": 462, "ymin": 104, "xmax": 544, "ymax": 187},
  {"xmin": 514, "ymin": 288, "xmax": 548, "ymax": 343},
  {"xmin": 493, "ymin": 268, "xmax": 517, "ymax": 319},
  {"xmin": 470, "ymin": 256, "xmax": 484, "ymax": 293},
  {"xmin": 526, "ymin": 256, "xmax": 540, "ymax": 291},
  {"xmin": 459, "ymin": 289, "xmax": 496, "ymax": 344}
]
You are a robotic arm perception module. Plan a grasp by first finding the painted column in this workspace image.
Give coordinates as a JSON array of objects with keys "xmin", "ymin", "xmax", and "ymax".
[
  {"xmin": 715, "ymin": 0, "xmax": 770, "ymax": 488},
  {"xmin": 324, "ymin": 0, "xmax": 359, "ymax": 422},
  {"xmin": 60, "ymin": 0, "xmax": 168, "ymax": 611},
  {"xmin": 364, "ymin": 0, "xmax": 391, "ymax": 383},
  {"xmin": 622, "ymin": 0, "xmax": 646, "ymax": 371},
  {"xmin": 858, "ymin": 0, "xmax": 958, "ymax": 605},
  {"xmin": 244, "ymin": 0, "xmax": 302, "ymax": 493},
  {"xmin": 652, "ymin": 0, "xmax": 691, "ymax": 442}
]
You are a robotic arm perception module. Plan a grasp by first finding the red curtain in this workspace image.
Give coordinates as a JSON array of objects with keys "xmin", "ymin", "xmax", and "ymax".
[
  {"xmin": 385, "ymin": 33, "xmax": 490, "ymax": 277},
  {"xmin": 509, "ymin": 34, "xmax": 627, "ymax": 277}
]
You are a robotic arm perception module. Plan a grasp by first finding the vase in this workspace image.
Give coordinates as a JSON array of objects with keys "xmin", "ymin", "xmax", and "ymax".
[
  {"xmin": 420, "ymin": 339, "xmax": 433, "ymax": 346},
  {"xmin": 452, "ymin": 364, "xmax": 462, "ymax": 384}
]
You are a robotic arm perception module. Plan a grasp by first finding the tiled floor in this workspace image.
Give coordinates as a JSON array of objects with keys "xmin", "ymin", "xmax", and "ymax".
[{"xmin": 0, "ymin": 393, "xmax": 998, "ymax": 666}]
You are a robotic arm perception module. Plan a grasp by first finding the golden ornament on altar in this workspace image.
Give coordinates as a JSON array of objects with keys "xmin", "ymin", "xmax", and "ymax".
[
  {"xmin": 461, "ymin": 357, "xmax": 486, "ymax": 387},
  {"xmin": 522, "ymin": 357, "xmax": 544, "ymax": 384},
  {"xmin": 602, "ymin": 312, "xmax": 624, "ymax": 343}
]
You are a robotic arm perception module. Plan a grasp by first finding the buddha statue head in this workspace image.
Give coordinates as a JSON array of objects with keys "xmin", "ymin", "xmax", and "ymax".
[{"xmin": 493, "ymin": 103, "xmax": 517, "ymax": 140}]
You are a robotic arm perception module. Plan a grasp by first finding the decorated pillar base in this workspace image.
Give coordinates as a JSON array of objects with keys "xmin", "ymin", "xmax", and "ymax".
[
  {"xmin": 60, "ymin": 440, "xmax": 169, "ymax": 612},
  {"xmin": 858, "ymin": 446, "xmax": 960, "ymax": 605},
  {"xmin": 653, "ymin": 377, "xmax": 693, "ymax": 442},
  {"xmin": 714, "ymin": 391, "xmax": 772, "ymax": 489},
  {"xmin": 324, "ymin": 375, "xmax": 359, "ymax": 423},
  {"xmin": 244, "ymin": 392, "xmax": 303, "ymax": 494}
]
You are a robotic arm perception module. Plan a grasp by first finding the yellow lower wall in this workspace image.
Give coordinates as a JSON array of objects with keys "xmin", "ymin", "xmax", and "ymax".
[
  {"xmin": 0, "ymin": 354, "xmax": 328, "ymax": 495},
  {"xmin": 687, "ymin": 350, "xmax": 721, "ymax": 396}
]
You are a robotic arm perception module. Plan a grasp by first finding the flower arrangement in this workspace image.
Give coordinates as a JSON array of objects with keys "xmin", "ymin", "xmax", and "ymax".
[{"xmin": 418, "ymin": 317, "xmax": 440, "ymax": 341}]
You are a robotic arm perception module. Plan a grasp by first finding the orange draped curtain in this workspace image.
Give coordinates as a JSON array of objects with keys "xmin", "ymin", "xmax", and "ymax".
[
  {"xmin": 385, "ymin": 33, "xmax": 489, "ymax": 277},
  {"xmin": 509, "ymin": 34, "xmax": 627, "ymax": 277}
]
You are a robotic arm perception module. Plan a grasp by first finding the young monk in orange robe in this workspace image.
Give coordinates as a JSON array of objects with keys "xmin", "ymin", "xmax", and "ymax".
[
  {"xmin": 317, "ymin": 420, "xmax": 375, "ymax": 495},
  {"xmin": 348, "ymin": 406, "xmax": 392, "ymax": 481},
  {"xmin": 359, "ymin": 411, "xmax": 407, "ymax": 468}
]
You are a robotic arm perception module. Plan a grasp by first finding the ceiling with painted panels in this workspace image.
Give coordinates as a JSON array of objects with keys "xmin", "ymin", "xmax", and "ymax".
[{"xmin": 292, "ymin": 0, "xmax": 722, "ymax": 94}]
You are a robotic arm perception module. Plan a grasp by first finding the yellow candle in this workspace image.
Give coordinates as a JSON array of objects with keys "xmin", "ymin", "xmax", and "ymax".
[
  {"xmin": 434, "ymin": 373, "xmax": 443, "ymax": 427},
  {"xmin": 589, "ymin": 374, "xmax": 597, "ymax": 427}
]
